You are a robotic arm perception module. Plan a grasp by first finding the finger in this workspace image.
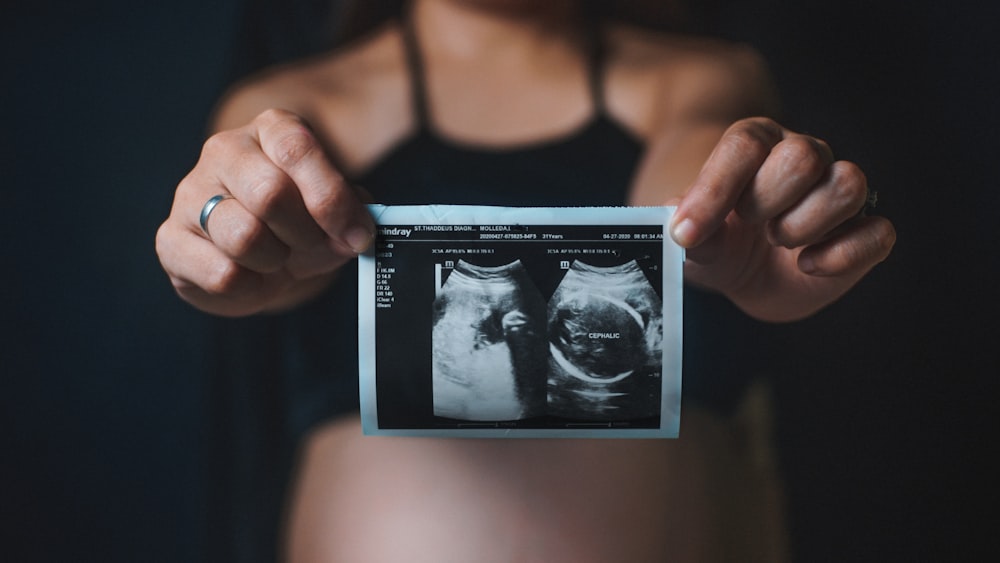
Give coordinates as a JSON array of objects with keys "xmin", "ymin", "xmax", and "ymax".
[
  {"xmin": 253, "ymin": 109, "xmax": 374, "ymax": 254},
  {"xmin": 156, "ymin": 222, "xmax": 290, "ymax": 316},
  {"xmin": 177, "ymin": 173, "xmax": 290, "ymax": 274},
  {"xmin": 735, "ymin": 134, "xmax": 834, "ymax": 224},
  {"xmin": 203, "ymin": 127, "xmax": 328, "ymax": 252},
  {"xmin": 768, "ymin": 160, "xmax": 869, "ymax": 248},
  {"xmin": 199, "ymin": 191, "xmax": 292, "ymax": 274},
  {"xmin": 671, "ymin": 117, "xmax": 784, "ymax": 248},
  {"xmin": 679, "ymin": 217, "xmax": 734, "ymax": 267},
  {"xmin": 797, "ymin": 215, "xmax": 896, "ymax": 277}
]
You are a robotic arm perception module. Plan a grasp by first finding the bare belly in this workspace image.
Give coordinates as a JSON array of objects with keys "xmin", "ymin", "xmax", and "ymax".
[{"xmin": 283, "ymin": 404, "xmax": 786, "ymax": 563}]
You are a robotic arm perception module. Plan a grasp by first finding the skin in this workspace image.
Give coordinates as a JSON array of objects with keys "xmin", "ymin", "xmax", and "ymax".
[{"xmin": 155, "ymin": 0, "xmax": 895, "ymax": 560}]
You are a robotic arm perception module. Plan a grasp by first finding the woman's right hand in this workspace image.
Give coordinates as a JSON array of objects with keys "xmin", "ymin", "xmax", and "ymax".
[{"xmin": 155, "ymin": 109, "xmax": 375, "ymax": 317}]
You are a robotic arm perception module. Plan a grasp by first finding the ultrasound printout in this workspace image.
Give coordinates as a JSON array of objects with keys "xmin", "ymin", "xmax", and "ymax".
[{"xmin": 358, "ymin": 205, "xmax": 683, "ymax": 438}]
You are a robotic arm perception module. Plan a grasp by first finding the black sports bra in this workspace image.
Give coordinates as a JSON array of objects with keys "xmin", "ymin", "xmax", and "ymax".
[{"xmin": 349, "ymin": 17, "xmax": 645, "ymax": 207}]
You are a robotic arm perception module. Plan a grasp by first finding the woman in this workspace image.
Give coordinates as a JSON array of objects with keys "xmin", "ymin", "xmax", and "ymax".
[{"xmin": 156, "ymin": 0, "xmax": 895, "ymax": 560}]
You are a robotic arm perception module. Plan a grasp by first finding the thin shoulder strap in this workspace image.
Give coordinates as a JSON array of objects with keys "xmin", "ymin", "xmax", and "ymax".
[
  {"xmin": 584, "ymin": 19, "xmax": 608, "ymax": 116},
  {"xmin": 400, "ymin": 12, "xmax": 431, "ymax": 131},
  {"xmin": 402, "ymin": 12, "xmax": 605, "ymax": 128}
]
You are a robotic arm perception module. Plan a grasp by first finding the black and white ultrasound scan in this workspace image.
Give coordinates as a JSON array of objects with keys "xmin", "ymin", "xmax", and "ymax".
[{"xmin": 358, "ymin": 205, "xmax": 683, "ymax": 438}]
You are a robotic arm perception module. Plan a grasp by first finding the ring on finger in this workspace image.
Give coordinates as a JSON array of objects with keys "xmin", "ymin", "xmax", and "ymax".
[{"xmin": 199, "ymin": 194, "xmax": 234, "ymax": 237}]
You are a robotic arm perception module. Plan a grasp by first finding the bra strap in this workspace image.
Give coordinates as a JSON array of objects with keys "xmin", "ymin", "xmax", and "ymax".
[
  {"xmin": 402, "ymin": 11, "xmax": 607, "ymax": 128},
  {"xmin": 400, "ymin": 11, "xmax": 431, "ymax": 131},
  {"xmin": 584, "ymin": 19, "xmax": 609, "ymax": 117}
]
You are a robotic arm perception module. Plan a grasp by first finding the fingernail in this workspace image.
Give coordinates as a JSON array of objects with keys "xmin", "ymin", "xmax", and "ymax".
[
  {"xmin": 345, "ymin": 225, "xmax": 374, "ymax": 253},
  {"xmin": 670, "ymin": 218, "xmax": 697, "ymax": 247}
]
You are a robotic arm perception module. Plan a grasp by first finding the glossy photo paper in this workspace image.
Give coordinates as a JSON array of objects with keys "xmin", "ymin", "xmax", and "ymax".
[{"xmin": 358, "ymin": 205, "xmax": 683, "ymax": 438}]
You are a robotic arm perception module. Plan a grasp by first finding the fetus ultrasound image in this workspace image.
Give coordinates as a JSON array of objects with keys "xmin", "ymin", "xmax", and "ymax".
[
  {"xmin": 547, "ymin": 260, "xmax": 663, "ymax": 420},
  {"xmin": 432, "ymin": 260, "xmax": 548, "ymax": 421},
  {"xmin": 431, "ymin": 258, "xmax": 662, "ymax": 422}
]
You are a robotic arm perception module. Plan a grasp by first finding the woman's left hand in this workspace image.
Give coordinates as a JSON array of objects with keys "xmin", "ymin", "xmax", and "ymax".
[{"xmin": 669, "ymin": 117, "xmax": 896, "ymax": 322}]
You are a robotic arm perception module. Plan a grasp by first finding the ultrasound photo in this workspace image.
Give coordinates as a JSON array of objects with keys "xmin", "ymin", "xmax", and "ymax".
[
  {"xmin": 432, "ymin": 258, "xmax": 662, "ymax": 422},
  {"xmin": 358, "ymin": 204, "xmax": 683, "ymax": 438},
  {"xmin": 547, "ymin": 260, "xmax": 663, "ymax": 420},
  {"xmin": 432, "ymin": 260, "xmax": 547, "ymax": 421}
]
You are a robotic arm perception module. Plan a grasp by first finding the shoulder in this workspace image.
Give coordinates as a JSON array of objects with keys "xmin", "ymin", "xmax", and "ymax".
[
  {"xmin": 210, "ymin": 24, "xmax": 407, "ymax": 134},
  {"xmin": 208, "ymin": 23, "xmax": 411, "ymax": 171},
  {"xmin": 606, "ymin": 26, "xmax": 779, "ymax": 204},
  {"xmin": 603, "ymin": 24, "xmax": 778, "ymax": 137}
]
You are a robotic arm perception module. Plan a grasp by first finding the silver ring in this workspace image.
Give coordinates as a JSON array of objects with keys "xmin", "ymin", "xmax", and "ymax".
[{"xmin": 199, "ymin": 194, "xmax": 233, "ymax": 236}]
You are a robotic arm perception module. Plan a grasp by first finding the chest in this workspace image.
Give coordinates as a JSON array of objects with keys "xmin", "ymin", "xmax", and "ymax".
[{"xmin": 352, "ymin": 117, "xmax": 644, "ymax": 207}]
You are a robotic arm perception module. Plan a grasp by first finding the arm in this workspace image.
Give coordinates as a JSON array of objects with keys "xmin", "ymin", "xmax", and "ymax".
[{"xmin": 630, "ymin": 44, "xmax": 895, "ymax": 322}]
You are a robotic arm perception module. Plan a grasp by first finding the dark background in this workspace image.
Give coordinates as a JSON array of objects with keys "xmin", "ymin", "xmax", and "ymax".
[{"xmin": 2, "ymin": 1, "xmax": 995, "ymax": 561}]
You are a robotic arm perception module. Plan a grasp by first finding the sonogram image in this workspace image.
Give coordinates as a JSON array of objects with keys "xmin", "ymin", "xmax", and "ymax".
[
  {"xmin": 432, "ymin": 260, "xmax": 548, "ymax": 421},
  {"xmin": 546, "ymin": 260, "xmax": 663, "ymax": 420}
]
